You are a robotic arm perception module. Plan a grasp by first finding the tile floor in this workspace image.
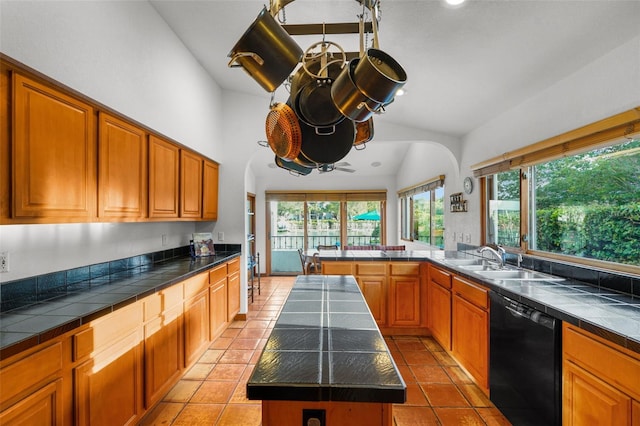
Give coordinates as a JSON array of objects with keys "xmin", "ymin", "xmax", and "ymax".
[{"xmin": 141, "ymin": 276, "xmax": 511, "ymax": 426}]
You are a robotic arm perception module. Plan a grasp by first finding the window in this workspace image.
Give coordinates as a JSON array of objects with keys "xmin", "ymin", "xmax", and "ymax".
[
  {"xmin": 476, "ymin": 108, "xmax": 640, "ymax": 272},
  {"xmin": 399, "ymin": 176, "xmax": 445, "ymax": 248},
  {"xmin": 265, "ymin": 191, "xmax": 386, "ymax": 274},
  {"xmin": 530, "ymin": 137, "xmax": 639, "ymax": 266},
  {"xmin": 485, "ymin": 170, "xmax": 521, "ymax": 248}
]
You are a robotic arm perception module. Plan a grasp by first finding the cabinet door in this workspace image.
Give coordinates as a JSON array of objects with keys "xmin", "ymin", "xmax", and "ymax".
[
  {"xmin": 202, "ymin": 159, "xmax": 219, "ymax": 220},
  {"xmin": 427, "ymin": 279, "xmax": 451, "ymax": 350},
  {"xmin": 227, "ymin": 271, "xmax": 241, "ymax": 322},
  {"xmin": 0, "ymin": 379, "xmax": 63, "ymax": 426},
  {"xmin": 184, "ymin": 289, "xmax": 210, "ymax": 367},
  {"xmin": 98, "ymin": 112, "xmax": 147, "ymax": 219},
  {"xmin": 357, "ymin": 275, "xmax": 387, "ymax": 326},
  {"xmin": 144, "ymin": 303, "xmax": 183, "ymax": 407},
  {"xmin": 180, "ymin": 150, "xmax": 203, "ymax": 218},
  {"xmin": 210, "ymin": 278, "xmax": 228, "ymax": 339},
  {"xmin": 75, "ymin": 330, "xmax": 143, "ymax": 426},
  {"xmin": 13, "ymin": 74, "xmax": 96, "ymax": 219},
  {"xmin": 389, "ymin": 276, "xmax": 421, "ymax": 327},
  {"xmin": 563, "ymin": 361, "xmax": 632, "ymax": 426},
  {"xmin": 452, "ymin": 294, "xmax": 488, "ymax": 389},
  {"xmin": 148, "ymin": 135, "xmax": 179, "ymax": 218},
  {"xmin": 632, "ymin": 400, "xmax": 640, "ymax": 426}
]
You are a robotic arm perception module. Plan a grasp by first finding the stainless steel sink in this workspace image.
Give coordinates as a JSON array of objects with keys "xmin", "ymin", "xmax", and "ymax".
[
  {"xmin": 474, "ymin": 269, "xmax": 565, "ymax": 281},
  {"xmin": 443, "ymin": 258, "xmax": 493, "ymax": 266}
]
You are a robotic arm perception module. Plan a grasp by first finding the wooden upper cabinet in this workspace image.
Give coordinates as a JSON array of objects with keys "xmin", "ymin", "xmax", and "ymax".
[
  {"xmin": 148, "ymin": 135, "xmax": 179, "ymax": 218},
  {"xmin": 13, "ymin": 74, "xmax": 96, "ymax": 220},
  {"xmin": 202, "ymin": 159, "xmax": 219, "ymax": 220},
  {"xmin": 180, "ymin": 150, "xmax": 203, "ymax": 218},
  {"xmin": 98, "ymin": 112, "xmax": 147, "ymax": 219}
]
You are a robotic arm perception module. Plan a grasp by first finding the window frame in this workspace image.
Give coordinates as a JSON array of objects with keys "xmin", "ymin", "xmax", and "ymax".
[
  {"xmin": 398, "ymin": 175, "xmax": 445, "ymax": 248},
  {"xmin": 474, "ymin": 107, "xmax": 640, "ymax": 275}
]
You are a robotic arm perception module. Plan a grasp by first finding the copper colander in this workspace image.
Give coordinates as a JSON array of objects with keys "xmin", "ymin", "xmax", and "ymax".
[{"xmin": 265, "ymin": 103, "xmax": 302, "ymax": 160}]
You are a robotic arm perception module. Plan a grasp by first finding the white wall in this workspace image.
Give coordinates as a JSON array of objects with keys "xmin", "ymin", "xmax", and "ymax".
[
  {"xmin": 1, "ymin": 1, "xmax": 638, "ymax": 287},
  {"xmin": 457, "ymin": 35, "xmax": 640, "ymax": 247},
  {"xmin": 0, "ymin": 1, "xmax": 224, "ymax": 281}
]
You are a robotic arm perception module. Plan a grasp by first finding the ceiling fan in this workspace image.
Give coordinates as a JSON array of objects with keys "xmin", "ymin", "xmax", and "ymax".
[{"xmin": 318, "ymin": 162, "xmax": 355, "ymax": 173}]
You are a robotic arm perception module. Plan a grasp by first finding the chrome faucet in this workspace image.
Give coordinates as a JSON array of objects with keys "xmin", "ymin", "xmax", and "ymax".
[{"xmin": 478, "ymin": 245, "xmax": 506, "ymax": 268}]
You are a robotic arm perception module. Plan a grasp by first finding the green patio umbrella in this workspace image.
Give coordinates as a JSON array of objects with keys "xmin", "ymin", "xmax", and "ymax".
[{"xmin": 353, "ymin": 211, "xmax": 380, "ymax": 220}]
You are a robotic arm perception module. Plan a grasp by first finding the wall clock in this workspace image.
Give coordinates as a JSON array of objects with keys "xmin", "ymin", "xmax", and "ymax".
[{"xmin": 463, "ymin": 176, "xmax": 473, "ymax": 194}]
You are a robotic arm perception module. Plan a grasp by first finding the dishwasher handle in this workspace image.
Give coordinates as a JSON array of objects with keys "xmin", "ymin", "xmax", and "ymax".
[{"xmin": 494, "ymin": 292, "xmax": 557, "ymax": 330}]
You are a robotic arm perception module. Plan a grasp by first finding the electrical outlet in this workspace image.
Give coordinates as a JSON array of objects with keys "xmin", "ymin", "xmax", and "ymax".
[
  {"xmin": 457, "ymin": 233, "xmax": 463, "ymax": 242},
  {"xmin": 302, "ymin": 409, "xmax": 325, "ymax": 426},
  {"xmin": 162, "ymin": 234, "xmax": 168, "ymax": 246},
  {"xmin": 0, "ymin": 251, "xmax": 9, "ymax": 272},
  {"xmin": 465, "ymin": 233, "xmax": 471, "ymax": 243}
]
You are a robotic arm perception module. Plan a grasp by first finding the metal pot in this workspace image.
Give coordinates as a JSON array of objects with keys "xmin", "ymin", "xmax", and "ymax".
[
  {"xmin": 299, "ymin": 118, "xmax": 355, "ymax": 165},
  {"xmin": 274, "ymin": 155, "xmax": 312, "ymax": 176},
  {"xmin": 354, "ymin": 118, "xmax": 374, "ymax": 146},
  {"xmin": 290, "ymin": 50, "xmax": 345, "ymax": 129},
  {"xmin": 228, "ymin": 7, "xmax": 303, "ymax": 92},
  {"xmin": 331, "ymin": 58, "xmax": 384, "ymax": 122},
  {"xmin": 353, "ymin": 48, "xmax": 407, "ymax": 104}
]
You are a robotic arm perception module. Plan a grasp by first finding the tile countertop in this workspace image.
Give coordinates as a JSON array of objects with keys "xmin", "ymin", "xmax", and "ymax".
[
  {"xmin": 246, "ymin": 274, "xmax": 406, "ymax": 403},
  {"xmin": 316, "ymin": 249, "xmax": 640, "ymax": 353},
  {"xmin": 0, "ymin": 251, "xmax": 241, "ymax": 359}
]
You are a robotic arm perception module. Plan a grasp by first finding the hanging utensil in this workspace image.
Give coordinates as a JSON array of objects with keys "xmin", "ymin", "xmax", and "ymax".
[
  {"xmin": 228, "ymin": 6, "xmax": 303, "ymax": 92},
  {"xmin": 265, "ymin": 94, "xmax": 302, "ymax": 160},
  {"xmin": 292, "ymin": 39, "xmax": 347, "ymax": 131}
]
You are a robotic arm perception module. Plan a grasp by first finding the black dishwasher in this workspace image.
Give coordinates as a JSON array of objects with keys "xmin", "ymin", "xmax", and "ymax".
[{"xmin": 489, "ymin": 292, "xmax": 561, "ymax": 426}]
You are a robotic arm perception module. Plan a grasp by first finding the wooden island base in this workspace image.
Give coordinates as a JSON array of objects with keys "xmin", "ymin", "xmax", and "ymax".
[{"xmin": 262, "ymin": 400, "xmax": 393, "ymax": 426}]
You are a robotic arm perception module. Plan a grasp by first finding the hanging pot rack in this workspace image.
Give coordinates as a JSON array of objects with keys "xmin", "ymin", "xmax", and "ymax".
[{"xmin": 230, "ymin": 0, "xmax": 405, "ymax": 175}]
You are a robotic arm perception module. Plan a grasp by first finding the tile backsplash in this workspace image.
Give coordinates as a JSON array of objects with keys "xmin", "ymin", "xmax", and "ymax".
[{"xmin": 1, "ymin": 244, "xmax": 241, "ymax": 313}]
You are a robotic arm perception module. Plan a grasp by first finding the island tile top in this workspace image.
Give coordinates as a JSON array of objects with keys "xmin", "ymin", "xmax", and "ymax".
[{"xmin": 246, "ymin": 275, "xmax": 406, "ymax": 403}]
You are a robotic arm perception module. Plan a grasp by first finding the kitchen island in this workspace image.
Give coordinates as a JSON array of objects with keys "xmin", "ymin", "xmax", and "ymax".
[{"xmin": 246, "ymin": 274, "xmax": 406, "ymax": 426}]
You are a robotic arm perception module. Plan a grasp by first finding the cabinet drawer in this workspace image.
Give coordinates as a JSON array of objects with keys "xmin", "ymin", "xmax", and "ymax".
[
  {"xmin": 429, "ymin": 264, "xmax": 452, "ymax": 289},
  {"xmin": 563, "ymin": 324, "xmax": 640, "ymax": 401},
  {"xmin": 452, "ymin": 277, "xmax": 488, "ymax": 310},
  {"xmin": 356, "ymin": 262, "xmax": 387, "ymax": 276},
  {"xmin": 183, "ymin": 272, "xmax": 209, "ymax": 300},
  {"xmin": 323, "ymin": 262, "xmax": 354, "ymax": 275},
  {"xmin": 390, "ymin": 262, "xmax": 419, "ymax": 276},
  {"xmin": 227, "ymin": 257, "xmax": 240, "ymax": 274},
  {"xmin": 209, "ymin": 263, "xmax": 227, "ymax": 284},
  {"xmin": 74, "ymin": 302, "xmax": 142, "ymax": 360},
  {"xmin": 0, "ymin": 342, "xmax": 62, "ymax": 406}
]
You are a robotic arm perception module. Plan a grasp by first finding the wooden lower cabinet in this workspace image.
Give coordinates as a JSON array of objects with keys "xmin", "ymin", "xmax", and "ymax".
[
  {"xmin": 144, "ymin": 302, "xmax": 183, "ymax": 408},
  {"xmin": 227, "ymin": 258, "xmax": 241, "ymax": 322},
  {"xmin": 0, "ymin": 379, "xmax": 63, "ymax": 426},
  {"xmin": 563, "ymin": 323, "xmax": 640, "ymax": 426},
  {"xmin": 210, "ymin": 265, "xmax": 229, "ymax": 339},
  {"xmin": 427, "ymin": 264, "xmax": 452, "ymax": 351},
  {"xmin": 388, "ymin": 263, "xmax": 421, "ymax": 327},
  {"xmin": 0, "ymin": 342, "xmax": 64, "ymax": 426},
  {"xmin": 563, "ymin": 361, "xmax": 631, "ymax": 425},
  {"xmin": 75, "ymin": 330, "xmax": 144, "ymax": 426},
  {"xmin": 184, "ymin": 289, "xmax": 210, "ymax": 367},
  {"xmin": 451, "ymin": 276, "xmax": 489, "ymax": 391},
  {"xmin": 0, "ymin": 257, "xmax": 241, "ymax": 426}
]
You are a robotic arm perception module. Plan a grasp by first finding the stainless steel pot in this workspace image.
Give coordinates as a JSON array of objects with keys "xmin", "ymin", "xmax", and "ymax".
[
  {"xmin": 331, "ymin": 58, "xmax": 384, "ymax": 122},
  {"xmin": 228, "ymin": 7, "xmax": 303, "ymax": 92},
  {"xmin": 353, "ymin": 48, "xmax": 407, "ymax": 103},
  {"xmin": 299, "ymin": 118, "xmax": 355, "ymax": 164}
]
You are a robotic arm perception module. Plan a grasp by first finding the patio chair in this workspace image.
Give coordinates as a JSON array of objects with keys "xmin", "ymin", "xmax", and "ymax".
[
  {"xmin": 317, "ymin": 245, "xmax": 339, "ymax": 250},
  {"xmin": 298, "ymin": 248, "xmax": 320, "ymax": 274}
]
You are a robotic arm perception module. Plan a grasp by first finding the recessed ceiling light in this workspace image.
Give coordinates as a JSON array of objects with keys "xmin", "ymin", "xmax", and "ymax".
[
  {"xmin": 445, "ymin": 0, "xmax": 466, "ymax": 5},
  {"xmin": 371, "ymin": 161, "xmax": 382, "ymax": 167}
]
